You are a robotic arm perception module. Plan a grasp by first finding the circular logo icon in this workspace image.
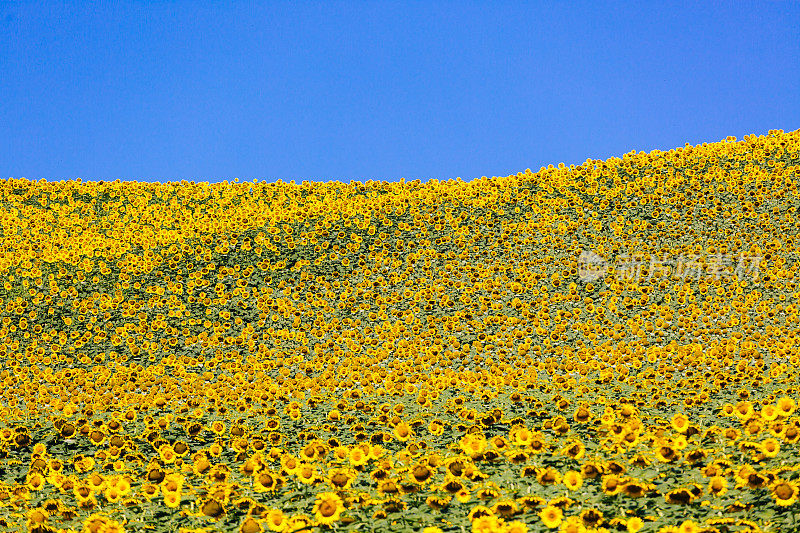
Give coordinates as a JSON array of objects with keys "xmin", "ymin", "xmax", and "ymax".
[{"xmin": 577, "ymin": 250, "xmax": 608, "ymax": 282}]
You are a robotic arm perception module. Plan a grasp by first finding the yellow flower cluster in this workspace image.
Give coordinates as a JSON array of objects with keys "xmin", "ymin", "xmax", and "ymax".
[{"xmin": 0, "ymin": 129, "xmax": 798, "ymax": 532}]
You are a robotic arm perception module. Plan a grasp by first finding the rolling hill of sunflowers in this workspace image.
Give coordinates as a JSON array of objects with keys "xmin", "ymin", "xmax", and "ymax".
[{"xmin": 1, "ymin": 129, "xmax": 800, "ymax": 533}]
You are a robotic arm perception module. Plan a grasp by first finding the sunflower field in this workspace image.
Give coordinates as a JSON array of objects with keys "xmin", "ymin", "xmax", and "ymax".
[{"xmin": 1, "ymin": 129, "xmax": 800, "ymax": 533}]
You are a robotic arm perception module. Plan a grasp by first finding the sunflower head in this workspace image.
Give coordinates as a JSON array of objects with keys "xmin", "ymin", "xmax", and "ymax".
[
  {"xmin": 664, "ymin": 487, "xmax": 695, "ymax": 505},
  {"xmin": 313, "ymin": 492, "xmax": 344, "ymax": 525},
  {"xmin": 671, "ymin": 413, "xmax": 690, "ymax": 433},
  {"xmin": 538, "ymin": 505, "xmax": 563, "ymax": 529},
  {"xmin": 708, "ymin": 475, "xmax": 728, "ymax": 496},
  {"xmin": 201, "ymin": 498, "xmax": 226, "ymax": 519},
  {"xmin": 562, "ymin": 470, "xmax": 583, "ymax": 491},
  {"xmin": 772, "ymin": 480, "xmax": 799, "ymax": 506},
  {"xmin": 776, "ymin": 397, "xmax": 796, "ymax": 417}
]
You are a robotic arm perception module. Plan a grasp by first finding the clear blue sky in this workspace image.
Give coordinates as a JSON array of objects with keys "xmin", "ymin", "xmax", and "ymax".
[{"xmin": 1, "ymin": 1, "xmax": 798, "ymax": 185}]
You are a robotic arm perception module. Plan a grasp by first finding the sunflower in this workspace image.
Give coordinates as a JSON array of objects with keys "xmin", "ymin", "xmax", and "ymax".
[
  {"xmin": 622, "ymin": 479, "xmax": 648, "ymax": 498},
  {"xmin": 771, "ymin": 479, "xmax": 799, "ymax": 506},
  {"xmin": 674, "ymin": 434, "xmax": 689, "ymax": 450},
  {"xmin": 428, "ymin": 420, "xmax": 445, "ymax": 436},
  {"xmin": 505, "ymin": 450, "xmax": 529, "ymax": 465},
  {"xmin": 40, "ymin": 490, "xmax": 61, "ymax": 511},
  {"xmin": 45, "ymin": 472, "xmax": 66, "ymax": 490},
  {"xmin": 173, "ymin": 440, "xmax": 190, "ymax": 456},
  {"xmin": 580, "ymin": 462, "xmax": 604, "ymax": 479},
  {"xmin": 664, "ymin": 487, "xmax": 695, "ymax": 505},
  {"xmin": 744, "ymin": 471, "xmax": 770, "ymax": 490},
  {"xmin": 627, "ymin": 517, "xmax": 644, "ymax": 532},
  {"xmin": 377, "ymin": 479, "xmax": 400, "ymax": 496},
  {"xmin": 296, "ymin": 464, "xmax": 318, "ymax": 485},
  {"xmin": 678, "ymin": 520, "xmax": 700, "ymax": 533},
  {"xmin": 201, "ymin": 498, "xmax": 226, "ymax": 519},
  {"xmin": 164, "ymin": 492, "xmax": 181, "ymax": 508},
  {"xmin": 562, "ymin": 440, "xmax": 585, "ymax": 460},
  {"xmin": 467, "ymin": 505, "xmax": 493, "ymax": 521},
  {"xmin": 550, "ymin": 496, "xmax": 574, "ymax": 509},
  {"xmin": 26, "ymin": 472, "xmax": 46, "ymax": 491},
  {"xmin": 601, "ymin": 474, "xmax": 622, "ymax": 496},
  {"xmin": 348, "ymin": 447, "xmax": 369, "ymax": 467},
  {"xmin": 313, "ymin": 492, "xmax": 344, "ymax": 525},
  {"xmin": 81, "ymin": 514, "xmax": 109, "ymax": 533},
  {"xmin": 25, "ymin": 508, "xmax": 49, "ymax": 530},
  {"xmin": 332, "ymin": 446, "xmax": 350, "ymax": 462},
  {"xmin": 88, "ymin": 429, "xmax": 105, "ymax": 446},
  {"xmin": 476, "ymin": 486, "xmax": 500, "ymax": 501},
  {"xmin": 327, "ymin": 467, "xmax": 356, "ymax": 490},
  {"xmin": 620, "ymin": 430, "xmax": 641, "ymax": 448},
  {"xmin": 60, "ymin": 422, "xmax": 77, "ymax": 439},
  {"xmin": 210, "ymin": 421, "xmax": 226, "ymax": 436},
  {"xmin": 73, "ymin": 484, "xmax": 94, "ymax": 504},
  {"xmin": 47, "ymin": 459, "xmax": 64, "ymax": 473},
  {"xmin": 77, "ymin": 493, "xmax": 97, "ymax": 510},
  {"xmin": 761, "ymin": 437, "xmax": 780, "ymax": 458},
  {"xmin": 517, "ymin": 495, "xmax": 546, "ymax": 511},
  {"xmin": 209, "ymin": 443, "xmax": 224, "ymax": 458},
  {"xmin": 240, "ymin": 516, "xmax": 263, "ymax": 533},
  {"xmin": 558, "ymin": 516, "xmax": 587, "ymax": 533},
  {"xmin": 504, "ymin": 521, "xmax": 528, "ymax": 533},
  {"xmin": 734, "ymin": 401, "xmax": 754, "ymax": 420},
  {"xmin": 161, "ymin": 473, "xmax": 184, "ymax": 495},
  {"xmin": 529, "ymin": 434, "xmax": 548, "ymax": 453},
  {"xmin": 254, "ymin": 471, "xmax": 280, "ymax": 493},
  {"xmin": 510, "ymin": 426, "xmax": 533, "ymax": 447},
  {"xmin": 761, "ymin": 404, "xmax": 779, "ymax": 422},
  {"xmin": 103, "ymin": 485, "xmax": 123, "ymax": 504},
  {"xmin": 393, "ymin": 421, "xmax": 412, "ymax": 442},
  {"xmin": 409, "ymin": 463, "xmax": 434, "ymax": 484},
  {"xmin": 580, "ymin": 509, "xmax": 603, "ymax": 528},
  {"xmin": 684, "ymin": 448, "xmax": 707, "ymax": 465},
  {"xmin": 426, "ymin": 494, "xmax": 451, "ymax": 511},
  {"xmin": 265, "ymin": 509, "xmax": 287, "ymax": 532},
  {"xmin": 300, "ymin": 442, "xmax": 319, "ymax": 462},
  {"xmin": 186, "ymin": 451, "xmax": 208, "ymax": 475},
  {"xmin": 562, "ymin": 471, "xmax": 583, "ymax": 491},
  {"xmin": 368, "ymin": 444, "xmax": 386, "ymax": 460},
  {"xmin": 87, "ymin": 473, "xmax": 106, "ymax": 493},
  {"xmin": 472, "ymin": 515, "xmax": 504, "ymax": 533},
  {"xmin": 490, "ymin": 435, "xmax": 509, "ymax": 451},
  {"xmin": 537, "ymin": 467, "xmax": 561, "ymax": 486},
  {"xmin": 671, "ymin": 413, "xmax": 690, "ymax": 433},
  {"xmin": 776, "ymin": 396, "xmax": 797, "ymax": 417},
  {"xmin": 539, "ymin": 505, "xmax": 563, "ymax": 529},
  {"xmin": 655, "ymin": 444, "xmax": 680, "ymax": 463},
  {"xmin": 784, "ymin": 424, "xmax": 800, "ymax": 444},
  {"xmin": 708, "ymin": 476, "xmax": 728, "ymax": 496},
  {"xmin": 492, "ymin": 499, "xmax": 518, "ymax": 518},
  {"xmin": 460, "ymin": 433, "xmax": 487, "ymax": 458},
  {"xmin": 281, "ymin": 454, "xmax": 300, "ymax": 475},
  {"xmin": 442, "ymin": 477, "xmax": 465, "ymax": 495},
  {"xmin": 573, "ymin": 406, "xmax": 592, "ymax": 423}
]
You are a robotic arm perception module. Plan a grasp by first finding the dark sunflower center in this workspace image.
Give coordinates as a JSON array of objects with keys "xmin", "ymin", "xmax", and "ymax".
[
  {"xmin": 319, "ymin": 500, "xmax": 337, "ymax": 517},
  {"xmin": 775, "ymin": 483, "xmax": 794, "ymax": 500}
]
